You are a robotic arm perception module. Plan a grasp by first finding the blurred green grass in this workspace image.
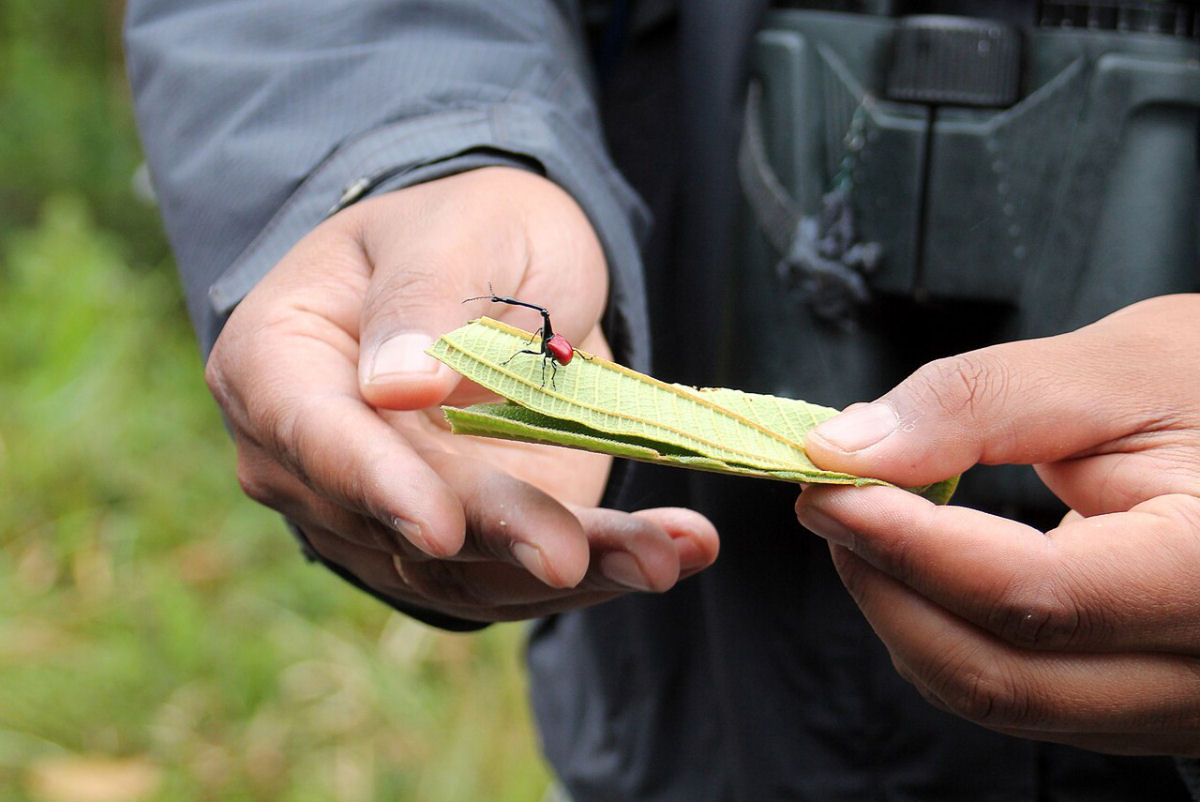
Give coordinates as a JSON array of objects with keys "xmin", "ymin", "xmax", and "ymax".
[{"xmin": 0, "ymin": 2, "xmax": 550, "ymax": 800}]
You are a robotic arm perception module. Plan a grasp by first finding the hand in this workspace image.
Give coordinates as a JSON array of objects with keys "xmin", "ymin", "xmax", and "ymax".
[
  {"xmin": 206, "ymin": 167, "xmax": 718, "ymax": 623},
  {"xmin": 795, "ymin": 294, "xmax": 1200, "ymax": 755}
]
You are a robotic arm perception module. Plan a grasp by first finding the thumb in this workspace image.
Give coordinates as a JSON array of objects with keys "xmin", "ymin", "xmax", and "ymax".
[
  {"xmin": 352, "ymin": 172, "xmax": 527, "ymax": 412},
  {"xmin": 352, "ymin": 167, "xmax": 611, "ymax": 412},
  {"xmin": 360, "ymin": 332, "xmax": 461, "ymax": 411},
  {"xmin": 803, "ymin": 335, "xmax": 1131, "ymax": 487},
  {"xmin": 357, "ymin": 261, "xmax": 467, "ymax": 412}
]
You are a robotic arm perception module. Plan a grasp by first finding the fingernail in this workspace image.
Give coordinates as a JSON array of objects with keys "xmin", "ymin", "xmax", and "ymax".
[
  {"xmin": 812, "ymin": 402, "xmax": 899, "ymax": 452},
  {"xmin": 391, "ymin": 515, "xmax": 436, "ymax": 555},
  {"xmin": 796, "ymin": 506, "xmax": 857, "ymax": 549},
  {"xmin": 392, "ymin": 554, "xmax": 410, "ymax": 581},
  {"xmin": 674, "ymin": 533, "xmax": 714, "ymax": 573},
  {"xmin": 512, "ymin": 542, "xmax": 554, "ymax": 586},
  {"xmin": 675, "ymin": 539, "xmax": 707, "ymax": 572},
  {"xmin": 599, "ymin": 552, "xmax": 653, "ymax": 592},
  {"xmin": 367, "ymin": 333, "xmax": 440, "ymax": 382}
]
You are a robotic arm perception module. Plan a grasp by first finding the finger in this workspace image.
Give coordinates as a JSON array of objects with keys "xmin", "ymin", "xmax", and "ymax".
[
  {"xmin": 310, "ymin": 500, "xmax": 717, "ymax": 621},
  {"xmin": 797, "ymin": 484, "xmax": 1200, "ymax": 653},
  {"xmin": 301, "ymin": 522, "xmax": 427, "ymax": 604},
  {"xmin": 628, "ymin": 506, "xmax": 721, "ymax": 579},
  {"xmin": 570, "ymin": 505, "xmax": 719, "ymax": 593},
  {"xmin": 302, "ymin": 523, "xmax": 573, "ymax": 621},
  {"xmin": 299, "ymin": 523, "xmax": 612, "ymax": 622},
  {"xmin": 421, "ymin": 454, "xmax": 717, "ymax": 589},
  {"xmin": 423, "ymin": 448, "xmax": 593, "ymax": 587},
  {"xmin": 239, "ymin": 385, "xmax": 467, "ymax": 556},
  {"xmin": 392, "ymin": 554, "xmax": 639, "ymax": 609},
  {"xmin": 802, "ymin": 321, "xmax": 1183, "ymax": 488},
  {"xmin": 210, "ymin": 233, "xmax": 468, "ymax": 559},
  {"xmin": 1033, "ymin": 442, "xmax": 1200, "ymax": 516},
  {"xmin": 397, "ymin": 506, "xmax": 717, "ymax": 612},
  {"xmin": 352, "ymin": 173, "xmax": 523, "ymax": 411},
  {"xmin": 830, "ymin": 544, "xmax": 1200, "ymax": 748},
  {"xmin": 354, "ymin": 225, "xmax": 474, "ymax": 412},
  {"xmin": 233, "ymin": 440, "xmax": 440, "ymax": 560}
]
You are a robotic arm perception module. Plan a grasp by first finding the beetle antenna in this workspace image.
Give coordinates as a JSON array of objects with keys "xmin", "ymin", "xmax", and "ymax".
[{"xmin": 462, "ymin": 282, "xmax": 500, "ymax": 304}]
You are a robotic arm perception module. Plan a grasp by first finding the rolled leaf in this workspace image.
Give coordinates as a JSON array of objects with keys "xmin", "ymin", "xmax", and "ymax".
[{"xmin": 428, "ymin": 318, "xmax": 958, "ymax": 503}]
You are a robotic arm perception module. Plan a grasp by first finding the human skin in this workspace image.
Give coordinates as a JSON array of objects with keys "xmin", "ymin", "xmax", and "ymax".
[
  {"xmin": 205, "ymin": 167, "xmax": 719, "ymax": 623},
  {"xmin": 796, "ymin": 294, "xmax": 1200, "ymax": 755}
]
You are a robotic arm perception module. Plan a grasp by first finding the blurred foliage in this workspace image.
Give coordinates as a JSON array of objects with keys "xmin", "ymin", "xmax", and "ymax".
[
  {"xmin": 0, "ymin": 2, "xmax": 550, "ymax": 800},
  {"xmin": 0, "ymin": 0, "xmax": 161, "ymax": 260}
]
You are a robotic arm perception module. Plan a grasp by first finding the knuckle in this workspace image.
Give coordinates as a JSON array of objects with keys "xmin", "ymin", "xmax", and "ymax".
[
  {"xmin": 924, "ymin": 647, "xmax": 1029, "ymax": 727},
  {"xmin": 324, "ymin": 436, "xmax": 393, "ymax": 521},
  {"xmin": 234, "ymin": 452, "xmax": 281, "ymax": 508},
  {"xmin": 945, "ymin": 670, "xmax": 1018, "ymax": 726},
  {"xmin": 247, "ymin": 394, "xmax": 394, "ymax": 521},
  {"xmin": 876, "ymin": 526, "xmax": 923, "ymax": 587},
  {"xmin": 986, "ymin": 571, "xmax": 1099, "ymax": 650},
  {"xmin": 203, "ymin": 347, "xmax": 237, "ymax": 413},
  {"xmin": 988, "ymin": 580, "xmax": 1069, "ymax": 648},
  {"xmin": 361, "ymin": 263, "xmax": 442, "ymax": 324},
  {"xmin": 915, "ymin": 352, "xmax": 1010, "ymax": 424},
  {"xmin": 246, "ymin": 392, "xmax": 309, "ymax": 480}
]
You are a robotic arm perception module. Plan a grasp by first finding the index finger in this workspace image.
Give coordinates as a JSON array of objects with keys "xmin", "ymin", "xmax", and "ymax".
[
  {"xmin": 795, "ymin": 484, "xmax": 1200, "ymax": 654},
  {"xmin": 826, "ymin": 544, "xmax": 1200, "ymax": 750},
  {"xmin": 210, "ymin": 292, "xmax": 468, "ymax": 558}
]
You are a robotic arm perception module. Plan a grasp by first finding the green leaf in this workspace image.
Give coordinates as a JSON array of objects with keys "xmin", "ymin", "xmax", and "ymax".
[
  {"xmin": 428, "ymin": 318, "xmax": 958, "ymax": 503},
  {"xmin": 441, "ymin": 402, "xmax": 869, "ymax": 486}
]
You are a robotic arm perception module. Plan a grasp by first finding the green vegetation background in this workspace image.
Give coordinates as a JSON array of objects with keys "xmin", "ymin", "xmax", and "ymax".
[{"xmin": 0, "ymin": 2, "xmax": 551, "ymax": 799}]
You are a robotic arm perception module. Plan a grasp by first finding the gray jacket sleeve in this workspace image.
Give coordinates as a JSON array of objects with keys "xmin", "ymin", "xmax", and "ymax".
[{"xmin": 124, "ymin": 0, "xmax": 650, "ymax": 366}]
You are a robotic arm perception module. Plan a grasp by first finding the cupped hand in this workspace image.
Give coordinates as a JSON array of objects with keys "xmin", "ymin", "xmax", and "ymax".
[
  {"xmin": 795, "ymin": 294, "xmax": 1200, "ymax": 755},
  {"xmin": 206, "ymin": 167, "xmax": 717, "ymax": 623}
]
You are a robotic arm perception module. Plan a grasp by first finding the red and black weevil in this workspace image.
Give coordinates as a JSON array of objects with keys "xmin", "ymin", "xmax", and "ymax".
[{"xmin": 463, "ymin": 284, "xmax": 585, "ymax": 387}]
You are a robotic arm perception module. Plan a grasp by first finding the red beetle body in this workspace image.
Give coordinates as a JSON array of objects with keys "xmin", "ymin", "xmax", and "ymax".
[{"xmin": 544, "ymin": 333, "xmax": 574, "ymax": 365}]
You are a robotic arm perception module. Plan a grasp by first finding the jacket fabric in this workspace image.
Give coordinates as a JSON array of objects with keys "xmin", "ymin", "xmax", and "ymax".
[{"xmin": 125, "ymin": 1, "xmax": 1199, "ymax": 798}]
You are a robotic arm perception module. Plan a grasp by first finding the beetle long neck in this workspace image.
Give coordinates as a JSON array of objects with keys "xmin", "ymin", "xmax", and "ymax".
[{"xmin": 539, "ymin": 310, "xmax": 554, "ymax": 340}]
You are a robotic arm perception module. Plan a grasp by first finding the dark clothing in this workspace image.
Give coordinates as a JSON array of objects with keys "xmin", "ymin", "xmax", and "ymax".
[{"xmin": 125, "ymin": 0, "xmax": 1199, "ymax": 798}]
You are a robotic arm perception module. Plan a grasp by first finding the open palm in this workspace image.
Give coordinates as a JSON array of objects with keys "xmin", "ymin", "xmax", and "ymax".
[{"xmin": 206, "ymin": 168, "xmax": 718, "ymax": 623}]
